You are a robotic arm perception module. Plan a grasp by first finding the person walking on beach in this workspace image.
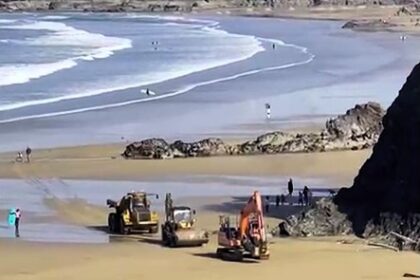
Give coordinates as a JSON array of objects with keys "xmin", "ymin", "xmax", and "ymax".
[
  {"xmin": 303, "ymin": 186, "xmax": 309, "ymax": 206},
  {"xmin": 275, "ymin": 195, "xmax": 280, "ymax": 207},
  {"xmin": 14, "ymin": 208, "xmax": 21, "ymax": 238},
  {"xmin": 288, "ymin": 178, "xmax": 294, "ymax": 197},
  {"xmin": 265, "ymin": 103, "xmax": 271, "ymax": 120},
  {"xmin": 25, "ymin": 147, "xmax": 32, "ymax": 163}
]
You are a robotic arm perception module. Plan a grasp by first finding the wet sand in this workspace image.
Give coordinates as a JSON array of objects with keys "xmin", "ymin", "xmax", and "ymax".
[{"xmin": 0, "ymin": 143, "xmax": 371, "ymax": 186}]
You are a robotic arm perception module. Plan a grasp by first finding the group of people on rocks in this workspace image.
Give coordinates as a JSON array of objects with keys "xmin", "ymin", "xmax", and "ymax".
[{"xmin": 264, "ymin": 178, "xmax": 313, "ymax": 213}]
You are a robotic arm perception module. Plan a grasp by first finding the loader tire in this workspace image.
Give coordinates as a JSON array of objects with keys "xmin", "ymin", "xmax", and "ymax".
[
  {"xmin": 108, "ymin": 213, "xmax": 116, "ymax": 233},
  {"xmin": 119, "ymin": 217, "xmax": 128, "ymax": 235}
]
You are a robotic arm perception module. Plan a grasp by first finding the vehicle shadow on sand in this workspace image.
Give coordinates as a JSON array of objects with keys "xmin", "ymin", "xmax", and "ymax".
[
  {"xmin": 192, "ymin": 253, "xmax": 258, "ymax": 263},
  {"xmin": 87, "ymin": 225, "xmax": 163, "ymax": 245}
]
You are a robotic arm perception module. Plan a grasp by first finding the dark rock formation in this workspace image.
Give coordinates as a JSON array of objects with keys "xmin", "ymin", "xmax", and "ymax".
[
  {"xmin": 123, "ymin": 138, "xmax": 174, "ymax": 159},
  {"xmin": 123, "ymin": 102, "xmax": 385, "ymax": 159},
  {"xmin": 282, "ymin": 63, "xmax": 420, "ymax": 250},
  {"xmin": 282, "ymin": 198, "xmax": 352, "ymax": 237},
  {"xmin": 170, "ymin": 138, "xmax": 228, "ymax": 157},
  {"xmin": 342, "ymin": 19, "xmax": 397, "ymax": 30},
  {"xmin": 336, "ymin": 62, "xmax": 420, "ymax": 233},
  {"xmin": 325, "ymin": 102, "xmax": 384, "ymax": 141}
]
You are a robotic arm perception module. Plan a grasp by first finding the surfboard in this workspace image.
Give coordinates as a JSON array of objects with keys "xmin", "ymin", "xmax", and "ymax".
[
  {"xmin": 140, "ymin": 89, "xmax": 156, "ymax": 96},
  {"xmin": 8, "ymin": 209, "xmax": 15, "ymax": 226}
]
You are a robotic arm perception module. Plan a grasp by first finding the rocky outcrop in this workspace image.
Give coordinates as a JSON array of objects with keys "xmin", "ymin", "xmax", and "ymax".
[
  {"xmin": 123, "ymin": 138, "xmax": 174, "ymax": 159},
  {"xmin": 325, "ymin": 102, "xmax": 384, "ymax": 141},
  {"xmin": 342, "ymin": 19, "xmax": 397, "ymax": 30},
  {"xmin": 170, "ymin": 138, "xmax": 229, "ymax": 157},
  {"xmin": 280, "ymin": 63, "xmax": 420, "ymax": 250},
  {"xmin": 123, "ymin": 102, "xmax": 385, "ymax": 159}
]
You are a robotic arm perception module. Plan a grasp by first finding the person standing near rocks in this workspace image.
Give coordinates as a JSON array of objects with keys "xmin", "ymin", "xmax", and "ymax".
[
  {"xmin": 280, "ymin": 194, "xmax": 285, "ymax": 206},
  {"xmin": 303, "ymin": 186, "xmax": 309, "ymax": 206},
  {"xmin": 298, "ymin": 192, "xmax": 303, "ymax": 206},
  {"xmin": 25, "ymin": 147, "xmax": 32, "ymax": 163},
  {"xmin": 288, "ymin": 178, "xmax": 294, "ymax": 196},
  {"xmin": 275, "ymin": 195, "xmax": 280, "ymax": 207},
  {"xmin": 265, "ymin": 196, "xmax": 270, "ymax": 213}
]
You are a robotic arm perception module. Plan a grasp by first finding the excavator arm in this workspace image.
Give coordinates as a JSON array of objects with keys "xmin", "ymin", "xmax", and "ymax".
[{"xmin": 239, "ymin": 191, "xmax": 266, "ymax": 242}]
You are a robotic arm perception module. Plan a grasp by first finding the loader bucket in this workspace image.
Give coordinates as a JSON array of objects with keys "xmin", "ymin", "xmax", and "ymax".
[{"xmin": 173, "ymin": 229, "xmax": 209, "ymax": 247}]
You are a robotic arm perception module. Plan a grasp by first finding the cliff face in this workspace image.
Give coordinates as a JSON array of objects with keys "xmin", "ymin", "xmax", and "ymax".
[
  {"xmin": 283, "ymin": 63, "xmax": 420, "ymax": 246},
  {"xmin": 334, "ymin": 62, "xmax": 420, "ymax": 233}
]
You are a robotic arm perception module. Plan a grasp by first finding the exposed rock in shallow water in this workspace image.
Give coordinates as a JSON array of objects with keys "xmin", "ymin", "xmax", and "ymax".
[
  {"xmin": 123, "ymin": 102, "xmax": 385, "ymax": 159},
  {"xmin": 280, "ymin": 63, "xmax": 420, "ymax": 250}
]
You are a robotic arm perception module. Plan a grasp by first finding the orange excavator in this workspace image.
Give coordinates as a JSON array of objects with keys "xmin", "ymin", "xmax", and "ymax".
[{"xmin": 216, "ymin": 191, "xmax": 270, "ymax": 261}]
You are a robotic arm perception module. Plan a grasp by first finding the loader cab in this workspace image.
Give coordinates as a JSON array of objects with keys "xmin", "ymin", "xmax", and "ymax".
[{"xmin": 171, "ymin": 207, "xmax": 196, "ymax": 227}]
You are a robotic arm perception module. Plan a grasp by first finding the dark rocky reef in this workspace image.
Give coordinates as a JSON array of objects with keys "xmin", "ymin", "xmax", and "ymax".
[
  {"xmin": 123, "ymin": 102, "xmax": 385, "ymax": 159},
  {"xmin": 282, "ymin": 63, "xmax": 420, "ymax": 250},
  {"xmin": 342, "ymin": 19, "xmax": 397, "ymax": 30}
]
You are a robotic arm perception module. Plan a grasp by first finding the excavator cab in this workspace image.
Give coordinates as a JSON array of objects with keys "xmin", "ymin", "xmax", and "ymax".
[{"xmin": 219, "ymin": 215, "xmax": 241, "ymax": 241}]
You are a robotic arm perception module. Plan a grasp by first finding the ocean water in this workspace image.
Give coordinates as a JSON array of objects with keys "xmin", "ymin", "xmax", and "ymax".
[
  {"xmin": 0, "ymin": 13, "xmax": 313, "ymax": 123},
  {"xmin": 0, "ymin": 14, "xmax": 419, "ymax": 151}
]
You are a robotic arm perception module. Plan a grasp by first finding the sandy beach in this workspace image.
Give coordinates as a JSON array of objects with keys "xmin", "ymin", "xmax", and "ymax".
[
  {"xmin": 0, "ymin": 236, "xmax": 418, "ymax": 280},
  {"xmin": 0, "ymin": 143, "xmax": 371, "ymax": 186},
  {"xmin": 0, "ymin": 12, "xmax": 419, "ymax": 280}
]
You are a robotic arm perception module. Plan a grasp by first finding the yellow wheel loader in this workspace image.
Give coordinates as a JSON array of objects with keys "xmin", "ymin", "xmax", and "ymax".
[
  {"xmin": 107, "ymin": 191, "xmax": 159, "ymax": 234},
  {"xmin": 161, "ymin": 193, "xmax": 209, "ymax": 247}
]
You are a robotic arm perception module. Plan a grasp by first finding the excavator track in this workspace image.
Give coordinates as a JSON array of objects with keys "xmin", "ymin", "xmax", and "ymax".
[{"xmin": 216, "ymin": 248, "xmax": 244, "ymax": 262}]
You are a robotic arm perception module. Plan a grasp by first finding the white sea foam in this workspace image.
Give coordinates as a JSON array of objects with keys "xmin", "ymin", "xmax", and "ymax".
[
  {"xmin": 0, "ymin": 16, "xmax": 314, "ymax": 120},
  {"xmin": 0, "ymin": 19, "xmax": 17, "ymax": 24},
  {"xmin": 39, "ymin": 15, "xmax": 70, "ymax": 20},
  {"xmin": 0, "ymin": 60, "xmax": 77, "ymax": 87},
  {"xmin": 0, "ymin": 20, "xmax": 132, "ymax": 87},
  {"xmin": 0, "ymin": 45, "xmax": 315, "ymax": 123}
]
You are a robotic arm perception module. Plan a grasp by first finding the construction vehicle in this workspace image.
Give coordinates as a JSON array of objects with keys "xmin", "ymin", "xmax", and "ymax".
[
  {"xmin": 216, "ymin": 191, "xmax": 270, "ymax": 261},
  {"xmin": 161, "ymin": 193, "xmax": 209, "ymax": 247},
  {"xmin": 107, "ymin": 191, "xmax": 159, "ymax": 234}
]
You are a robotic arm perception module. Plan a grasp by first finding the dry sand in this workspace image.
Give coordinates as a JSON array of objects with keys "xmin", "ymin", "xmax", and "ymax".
[
  {"xmin": 2, "ymin": 145, "xmax": 408, "ymax": 280},
  {"xmin": 0, "ymin": 236, "xmax": 418, "ymax": 280},
  {"xmin": 221, "ymin": 5, "xmax": 420, "ymax": 34},
  {"xmin": 1, "ymin": 190, "xmax": 418, "ymax": 280},
  {"xmin": 0, "ymin": 143, "xmax": 371, "ymax": 186}
]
